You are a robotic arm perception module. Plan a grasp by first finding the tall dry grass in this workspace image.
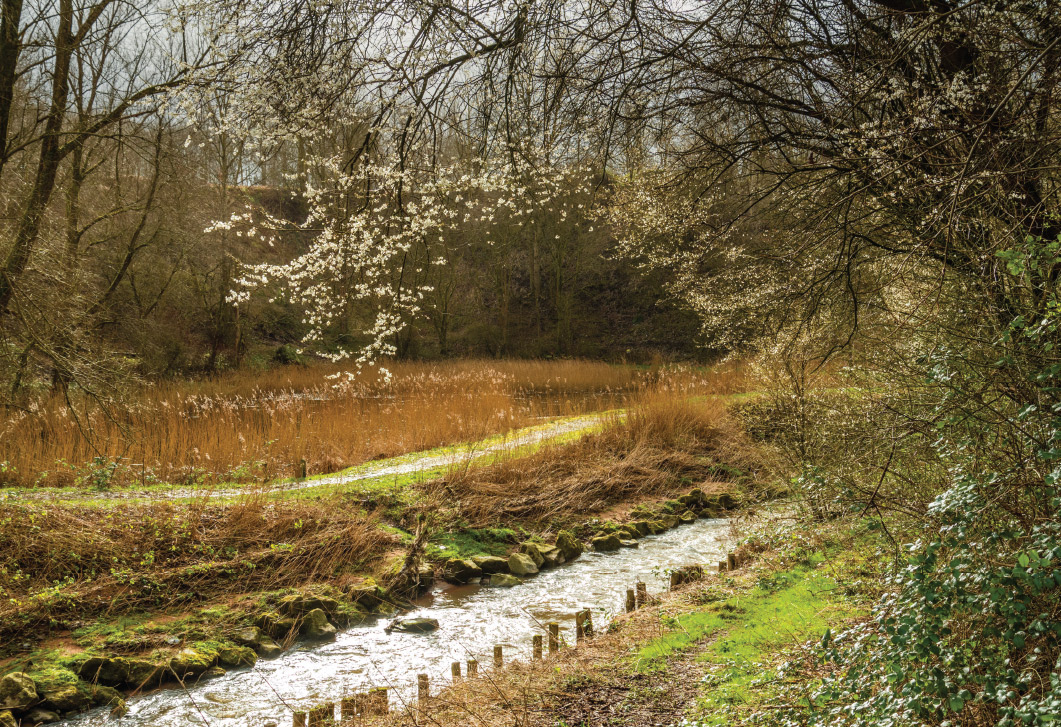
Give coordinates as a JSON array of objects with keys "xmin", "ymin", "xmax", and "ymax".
[{"xmin": 0, "ymin": 360, "xmax": 751, "ymax": 489}]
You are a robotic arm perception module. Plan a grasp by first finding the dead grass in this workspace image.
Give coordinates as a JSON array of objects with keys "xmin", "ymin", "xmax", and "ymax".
[
  {"xmin": 0, "ymin": 359, "xmax": 751, "ymax": 490},
  {"xmin": 427, "ymin": 379, "xmax": 762, "ymax": 525},
  {"xmin": 0, "ymin": 494, "xmax": 392, "ymax": 643}
]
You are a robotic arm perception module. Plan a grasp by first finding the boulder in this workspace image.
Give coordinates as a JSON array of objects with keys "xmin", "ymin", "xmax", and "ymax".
[
  {"xmin": 25, "ymin": 708, "xmax": 60, "ymax": 723},
  {"xmin": 0, "ymin": 710, "xmax": 16, "ymax": 727},
  {"xmin": 660, "ymin": 499, "xmax": 684, "ymax": 514},
  {"xmin": 233, "ymin": 626, "xmax": 262, "ymax": 648},
  {"xmin": 718, "ymin": 493, "xmax": 738, "ymax": 510},
  {"xmin": 590, "ymin": 534, "xmax": 622, "ymax": 552},
  {"xmin": 628, "ymin": 521, "xmax": 652, "ymax": 537},
  {"xmin": 200, "ymin": 666, "xmax": 227, "ymax": 681},
  {"xmin": 538, "ymin": 544, "xmax": 565, "ymax": 567},
  {"xmin": 77, "ymin": 657, "xmax": 126, "ymax": 687},
  {"xmin": 257, "ymin": 612, "xmax": 298, "ymax": 640},
  {"xmin": 619, "ymin": 539, "xmax": 639, "ymax": 548},
  {"xmin": 471, "ymin": 555, "xmax": 509, "ymax": 574},
  {"xmin": 443, "ymin": 558, "xmax": 483, "ymax": 584},
  {"xmin": 40, "ymin": 684, "xmax": 92, "ymax": 713},
  {"xmin": 507, "ymin": 552, "xmax": 539, "ymax": 576},
  {"xmin": 300, "ymin": 608, "xmax": 337, "ymax": 641},
  {"xmin": 169, "ymin": 648, "xmax": 216, "ymax": 679},
  {"xmin": 660, "ymin": 515, "xmax": 680, "ymax": 529},
  {"xmin": 255, "ymin": 636, "xmax": 284, "ymax": 659},
  {"xmin": 555, "ymin": 531, "xmax": 583, "ymax": 561},
  {"xmin": 487, "ymin": 573, "xmax": 522, "ymax": 587},
  {"xmin": 0, "ymin": 672, "xmax": 37, "ymax": 711},
  {"xmin": 278, "ymin": 593, "xmax": 339, "ymax": 617},
  {"xmin": 119, "ymin": 658, "xmax": 164, "ymax": 689},
  {"xmin": 218, "ymin": 645, "xmax": 258, "ymax": 668},
  {"xmin": 517, "ymin": 543, "xmax": 546, "ymax": 568},
  {"xmin": 616, "ymin": 526, "xmax": 640, "ymax": 539},
  {"xmin": 678, "ymin": 510, "xmax": 697, "ymax": 524},
  {"xmin": 91, "ymin": 685, "xmax": 125, "ymax": 709},
  {"xmin": 389, "ymin": 618, "xmax": 439, "ymax": 634}
]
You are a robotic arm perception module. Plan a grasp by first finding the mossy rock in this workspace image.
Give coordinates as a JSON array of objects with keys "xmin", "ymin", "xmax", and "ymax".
[
  {"xmin": 555, "ymin": 531, "xmax": 583, "ymax": 561},
  {"xmin": 0, "ymin": 710, "xmax": 16, "ymax": 727},
  {"xmin": 487, "ymin": 573, "xmax": 523, "ymax": 587},
  {"xmin": 678, "ymin": 510, "xmax": 697, "ymax": 524},
  {"xmin": 232, "ymin": 626, "xmax": 262, "ymax": 648},
  {"xmin": 169, "ymin": 647, "xmax": 217, "ymax": 678},
  {"xmin": 649, "ymin": 520, "xmax": 669, "ymax": 534},
  {"xmin": 471, "ymin": 555, "xmax": 509, "ymax": 574},
  {"xmin": 40, "ymin": 683, "xmax": 93, "ymax": 713},
  {"xmin": 0, "ymin": 672, "xmax": 38, "ymax": 711},
  {"xmin": 299, "ymin": 609, "xmax": 337, "ymax": 642},
  {"xmin": 255, "ymin": 636, "xmax": 283, "ymax": 659},
  {"xmin": 660, "ymin": 499, "xmax": 684, "ymax": 514},
  {"xmin": 517, "ymin": 542, "xmax": 546, "ymax": 568},
  {"xmin": 118, "ymin": 658, "xmax": 164, "ymax": 689},
  {"xmin": 345, "ymin": 583, "xmax": 385, "ymax": 610},
  {"xmin": 25, "ymin": 708, "xmax": 60, "ymax": 723},
  {"xmin": 628, "ymin": 521, "xmax": 651, "ymax": 536},
  {"xmin": 91, "ymin": 685, "xmax": 125, "ymax": 708},
  {"xmin": 257, "ymin": 611, "xmax": 298, "ymax": 640},
  {"xmin": 590, "ymin": 534, "xmax": 622, "ymax": 552},
  {"xmin": 659, "ymin": 515, "xmax": 680, "ymax": 529},
  {"xmin": 278, "ymin": 593, "xmax": 340, "ymax": 618},
  {"xmin": 508, "ymin": 552, "xmax": 539, "ymax": 576},
  {"xmin": 218, "ymin": 645, "xmax": 258, "ymax": 668},
  {"xmin": 443, "ymin": 558, "xmax": 483, "ymax": 584}
]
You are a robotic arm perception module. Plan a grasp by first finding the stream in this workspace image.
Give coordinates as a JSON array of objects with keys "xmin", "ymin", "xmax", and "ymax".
[{"xmin": 60, "ymin": 516, "xmax": 733, "ymax": 726}]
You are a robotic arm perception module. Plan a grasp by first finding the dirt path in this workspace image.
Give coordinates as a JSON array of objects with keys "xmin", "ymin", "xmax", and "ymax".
[{"xmin": 2, "ymin": 412, "xmax": 615, "ymax": 503}]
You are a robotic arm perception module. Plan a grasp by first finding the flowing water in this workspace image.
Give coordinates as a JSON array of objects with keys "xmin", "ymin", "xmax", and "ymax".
[{"xmin": 60, "ymin": 517, "xmax": 733, "ymax": 726}]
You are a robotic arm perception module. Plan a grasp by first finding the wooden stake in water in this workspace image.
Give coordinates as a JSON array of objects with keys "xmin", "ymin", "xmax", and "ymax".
[
  {"xmin": 467, "ymin": 659, "xmax": 478, "ymax": 677},
  {"xmin": 493, "ymin": 644, "xmax": 503, "ymax": 668},
  {"xmin": 372, "ymin": 687, "xmax": 389, "ymax": 715},
  {"xmin": 293, "ymin": 712, "xmax": 307, "ymax": 727},
  {"xmin": 308, "ymin": 703, "xmax": 335, "ymax": 727},
  {"xmin": 575, "ymin": 612, "xmax": 585, "ymax": 643},
  {"xmin": 299, "ymin": 458, "xmax": 308, "ymax": 479},
  {"xmin": 451, "ymin": 661, "xmax": 461, "ymax": 681},
  {"xmin": 719, "ymin": 559, "xmax": 728, "ymax": 573},
  {"xmin": 418, "ymin": 674, "xmax": 429, "ymax": 710},
  {"xmin": 727, "ymin": 553, "xmax": 738, "ymax": 571},
  {"xmin": 340, "ymin": 696, "xmax": 357, "ymax": 721},
  {"xmin": 583, "ymin": 609, "xmax": 594, "ymax": 637},
  {"xmin": 548, "ymin": 622, "xmax": 559, "ymax": 653},
  {"xmin": 670, "ymin": 571, "xmax": 680, "ymax": 590},
  {"xmin": 635, "ymin": 581, "xmax": 648, "ymax": 608},
  {"xmin": 626, "ymin": 588, "xmax": 636, "ymax": 613},
  {"xmin": 532, "ymin": 634, "xmax": 543, "ymax": 659}
]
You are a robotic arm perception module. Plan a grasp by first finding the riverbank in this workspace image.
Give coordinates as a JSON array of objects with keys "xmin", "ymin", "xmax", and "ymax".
[{"xmin": 0, "ymin": 390, "xmax": 766, "ymax": 725}]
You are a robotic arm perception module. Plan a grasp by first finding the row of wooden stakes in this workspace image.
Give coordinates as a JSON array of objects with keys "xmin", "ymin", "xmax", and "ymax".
[{"xmin": 291, "ymin": 553, "xmax": 742, "ymax": 726}]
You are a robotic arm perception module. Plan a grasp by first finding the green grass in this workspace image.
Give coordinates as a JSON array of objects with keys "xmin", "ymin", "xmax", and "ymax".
[{"xmin": 632, "ymin": 554, "xmax": 868, "ymax": 725}]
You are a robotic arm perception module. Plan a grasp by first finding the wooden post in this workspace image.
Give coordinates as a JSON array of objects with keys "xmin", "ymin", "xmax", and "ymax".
[
  {"xmin": 635, "ymin": 581, "xmax": 648, "ymax": 608},
  {"xmin": 575, "ymin": 612, "xmax": 585, "ymax": 643},
  {"xmin": 670, "ymin": 571, "xmax": 680, "ymax": 590},
  {"xmin": 718, "ymin": 559, "xmax": 727, "ymax": 572},
  {"xmin": 293, "ymin": 712, "xmax": 307, "ymax": 727},
  {"xmin": 340, "ymin": 696, "xmax": 357, "ymax": 721},
  {"xmin": 467, "ymin": 659, "xmax": 478, "ymax": 677},
  {"xmin": 548, "ymin": 623, "xmax": 559, "ymax": 653},
  {"xmin": 299, "ymin": 458, "xmax": 308, "ymax": 478},
  {"xmin": 493, "ymin": 644, "xmax": 503, "ymax": 668},
  {"xmin": 583, "ymin": 609, "xmax": 594, "ymax": 637},
  {"xmin": 727, "ymin": 553, "xmax": 737, "ymax": 571},
  {"xmin": 451, "ymin": 661, "xmax": 461, "ymax": 681},
  {"xmin": 308, "ymin": 703, "xmax": 334, "ymax": 727},
  {"xmin": 418, "ymin": 674, "xmax": 429, "ymax": 710},
  {"xmin": 626, "ymin": 588, "xmax": 636, "ymax": 612},
  {"xmin": 372, "ymin": 687, "xmax": 389, "ymax": 715},
  {"xmin": 532, "ymin": 634, "xmax": 543, "ymax": 659}
]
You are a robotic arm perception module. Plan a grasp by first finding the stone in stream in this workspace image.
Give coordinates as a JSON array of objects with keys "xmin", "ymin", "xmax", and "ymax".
[
  {"xmin": 628, "ymin": 521, "xmax": 652, "ymax": 537},
  {"xmin": 487, "ymin": 573, "xmax": 523, "ymax": 587},
  {"xmin": 169, "ymin": 648, "xmax": 217, "ymax": 679},
  {"xmin": 199, "ymin": 666, "xmax": 227, "ymax": 681},
  {"xmin": 217, "ymin": 645, "xmax": 258, "ymax": 668},
  {"xmin": 0, "ymin": 710, "xmax": 16, "ymax": 727},
  {"xmin": 443, "ymin": 558, "xmax": 483, "ymax": 584},
  {"xmin": 119, "ymin": 658, "xmax": 164, "ymax": 689},
  {"xmin": 91, "ymin": 685, "xmax": 125, "ymax": 712},
  {"xmin": 77, "ymin": 656, "xmax": 126, "ymax": 686},
  {"xmin": 619, "ymin": 539, "xmax": 639, "ymax": 548},
  {"xmin": 659, "ymin": 514, "xmax": 680, "ymax": 530},
  {"xmin": 555, "ymin": 530, "xmax": 583, "ymax": 561},
  {"xmin": 232, "ymin": 625, "xmax": 262, "ymax": 648},
  {"xmin": 0, "ymin": 672, "xmax": 37, "ymax": 711},
  {"xmin": 278, "ymin": 593, "xmax": 340, "ymax": 618},
  {"xmin": 679, "ymin": 489, "xmax": 707, "ymax": 508},
  {"xmin": 25, "ymin": 708, "xmax": 60, "ymax": 724},
  {"xmin": 345, "ymin": 582, "xmax": 385, "ymax": 610},
  {"xmin": 507, "ymin": 552, "xmax": 539, "ymax": 576},
  {"xmin": 40, "ymin": 683, "xmax": 93, "ymax": 713},
  {"xmin": 300, "ymin": 608, "xmax": 338, "ymax": 641},
  {"xmin": 388, "ymin": 618, "xmax": 440, "ymax": 634},
  {"xmin": 589, "ymin": 533, "xmax": 622, "ymax": 552},
  {"xmin": 257, "ymin": 611, "xmax": 298, "ymax": 640},
  {"xmin": 472, "ymin": 554, "xmax": 509, "ymax": 573},
  {"xmin": 678, "ymin": 510, "xmax": 697, "ymax": 524},
  {"xmin": 517, "ymin": 542, "xmax": 547, "ymax": 568},
  {"xmin": 255, "ymin": 636, "xmax": 284, "ymax": 659}
]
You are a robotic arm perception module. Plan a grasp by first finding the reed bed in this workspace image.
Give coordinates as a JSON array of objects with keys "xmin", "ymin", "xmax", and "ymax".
[{"xmin": 0, "ymin": 360, "xmax": 750, "ymax": 490}]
